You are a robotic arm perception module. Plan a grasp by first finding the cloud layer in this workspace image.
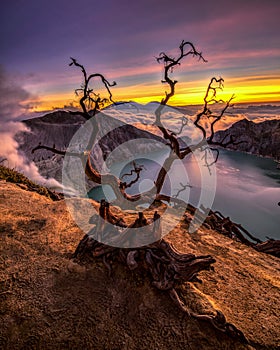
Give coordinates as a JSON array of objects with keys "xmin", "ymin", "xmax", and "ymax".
[{"xmin": 0, "ymin": 66, "xmax": 62, "ymax": 189}]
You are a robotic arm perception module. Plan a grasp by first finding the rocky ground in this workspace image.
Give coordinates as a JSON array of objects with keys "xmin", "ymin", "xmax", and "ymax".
[{"xmin": 0, "ymin": 181, "xmax": 279, "ymax": 349}]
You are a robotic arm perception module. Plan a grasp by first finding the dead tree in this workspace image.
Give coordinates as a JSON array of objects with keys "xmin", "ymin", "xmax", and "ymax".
[
  {"xmin": 33, "ymin": 41, "xmax": 240, "ymax": 207},
  {"xmin": 31, "ymin": 41, "xmax": 252, "ymax": 343}
]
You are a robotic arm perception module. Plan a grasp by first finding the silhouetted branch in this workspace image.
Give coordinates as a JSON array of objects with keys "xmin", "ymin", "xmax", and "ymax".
[
  {"xmin": 194, "ymin": 78, "xmax": 234, "ymax": 143},
  {"xmin": 69, "ymin": 57, "xmax": 116, "ymax": 118},
  {"xmin": 152, "ymin": 41, "xmax": 208, "ymax": 194},
  {"xmin": 121, "ymin": 161, "xmax": 146, "ymax": 188},
  {"xmin": 155, "ymin": 40, "xmax": 206, "ymax": 127},
  {"xmin": 191, "ymin": 78, "xmax": 247, "ymax": 163},
  {"xmin": 174, "ymin": 182, "xmax": 192, "ymax": 198},
  {"xmin": 32, "ymin": 144, "xmax": 66, "ymax": 156},
  {"xmin": 201, "ymin": 147, "xmax": 216, "ymax": 174},
  {"xmin": 156, "ymin": 40, "xmax": 206, "ymax": 113},
  {"xmin": 175, "ymin": 116, "xmax": 188, "ymax": 135}
]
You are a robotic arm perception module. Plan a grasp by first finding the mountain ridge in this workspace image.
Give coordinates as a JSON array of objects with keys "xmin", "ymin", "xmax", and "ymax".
[
  {"xmin": 16, "ymin": 110, "xmax": 168, "ymax": 184},
  {"xmin": 213, "ymin": 118, "xmax": 280, "ymax": 160}
]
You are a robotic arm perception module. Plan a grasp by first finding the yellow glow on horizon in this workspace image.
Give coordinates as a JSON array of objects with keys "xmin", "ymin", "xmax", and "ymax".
[
  {"xmin": 26, "ymin": 92, "xmax": 79, "ymax": 112},
  {"xmin": 225, "ymin": 76, "xmax": 280, "ymax": 104},
  {"xmin": 28, "ymin": 75, "xmax": 280, "ymax": 112}
]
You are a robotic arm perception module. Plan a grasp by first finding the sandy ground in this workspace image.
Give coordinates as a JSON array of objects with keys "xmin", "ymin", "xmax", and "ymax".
[{"xmin": 0, "ymin": 181, "xmax": 279, "ymax": 349}]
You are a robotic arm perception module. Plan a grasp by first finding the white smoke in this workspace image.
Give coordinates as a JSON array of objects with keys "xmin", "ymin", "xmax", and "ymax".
[{"xmin": 0, "ymin": 66, "xmax": 63, "ymax": 189}]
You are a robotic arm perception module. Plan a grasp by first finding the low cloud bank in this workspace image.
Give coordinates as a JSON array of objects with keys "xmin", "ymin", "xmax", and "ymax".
[{"xmin": 0, "ymin": 66, "xmax": 62, "ymax": 189}]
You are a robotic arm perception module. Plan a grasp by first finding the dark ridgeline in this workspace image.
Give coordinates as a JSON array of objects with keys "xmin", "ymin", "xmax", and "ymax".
[{"xmin": 213, "ymin": 118, "xmax": 280, "ymax": 160}]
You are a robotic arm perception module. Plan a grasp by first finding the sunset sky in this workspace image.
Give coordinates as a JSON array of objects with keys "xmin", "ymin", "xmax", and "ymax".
[{"xmin": 1, "ymin": 0, "xmax": 279, "ymax": 112}]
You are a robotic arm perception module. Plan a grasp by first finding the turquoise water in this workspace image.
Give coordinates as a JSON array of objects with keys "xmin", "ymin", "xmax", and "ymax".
[
  {"xmin": 213, "ymin": 149, "xmax": 280, "ymax": 241},
  {"xmin": 89, "ymin": 149, "xmax": 280, "ymax": 241}
]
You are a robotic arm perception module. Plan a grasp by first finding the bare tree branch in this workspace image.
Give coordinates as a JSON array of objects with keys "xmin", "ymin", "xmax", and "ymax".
[
  {"xmin": 173, "ymin": 182, "xmax": 192, "ymax": 199},
  {"xmin": 152, "ymin": 41, "xmax": 208, "ymax": 194},
  {"xmin": 175, "ymin": 115, "xmax": 189, "ymax": 135},
  {"xmin": 121, "ymin": 161, "xmax": 146, "ymax": 188},
  {"xmin": 69, "ymin": 57, "xmax": 116, "ymax": 118}
]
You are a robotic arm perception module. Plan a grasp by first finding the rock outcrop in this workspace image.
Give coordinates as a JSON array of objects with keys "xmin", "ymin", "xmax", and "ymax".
[{"xmin": 213, "ymin": 118, "xmax": 280, "ymax": 160}]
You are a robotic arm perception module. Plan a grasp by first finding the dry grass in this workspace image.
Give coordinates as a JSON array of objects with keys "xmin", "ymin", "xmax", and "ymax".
[{"xmin": 0, "ymin": 165, "xmax": 60, "ymax": 200}]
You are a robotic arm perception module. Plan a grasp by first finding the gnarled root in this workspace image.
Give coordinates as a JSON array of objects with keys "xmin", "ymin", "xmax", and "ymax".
[
  {"xmin": 254, "ymin": 239, "xmax": 280, "ymax": 258},
  {"xmin": 201, "ymin": 209, "xmax": 280, "ymax": 258},
  {"xmin": 169, "ymin": 288, "xmax": 248, "ymax": 343},
  {"xmin": 73, "ymin": 235, "xmax": 247, "ymax": 343}
]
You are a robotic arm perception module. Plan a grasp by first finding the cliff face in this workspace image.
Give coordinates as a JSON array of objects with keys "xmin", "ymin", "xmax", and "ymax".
[
  {"xmin": 0, "ymin": 181, "xmax": 279, "ymax": 349},
  {"xmin": 16, "ymin": 110, "xmax": 166, "ymax": 183},
  {"xmin": 213, "ymin": 118, "xmax": 280, "ymax": 159},
  {"xmin": 16, "ymin": 111, "xmax": 85, "ymax": 182}
]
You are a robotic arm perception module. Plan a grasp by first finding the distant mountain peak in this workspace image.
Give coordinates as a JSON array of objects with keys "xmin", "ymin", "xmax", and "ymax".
[{"xmin": 237, "ymin": 118, "xmax": 251, "ymax": 123}]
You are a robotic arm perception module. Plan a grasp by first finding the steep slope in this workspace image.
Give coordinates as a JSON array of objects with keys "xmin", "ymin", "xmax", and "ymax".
[
  {"xmin": 213, "ymin": 118, "xmax": 280, "ymax": 160},
  {"xmin": 16, "ymin": 110, "xmax": 167, "ymax": 183},
  {"xmin": 0, "ymin": 181, "xmax": 279, "ymax": 349}
]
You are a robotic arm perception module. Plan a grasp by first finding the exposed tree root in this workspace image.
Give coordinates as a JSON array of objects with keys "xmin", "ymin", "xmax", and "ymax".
[
  {"xmin": 73, "ymin": 202, "xmax": 248, "ymax": 344},
  {"xmin": 254, "ymin": 239, "xmax": 280, "ymax": 258},
  {"xmin": 73, "ymin": 197, "xmax": 276, "ymax": 348},
  {"xmin": 201, "ymin": 209, "xmax": 280, "ymax": 258}
]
